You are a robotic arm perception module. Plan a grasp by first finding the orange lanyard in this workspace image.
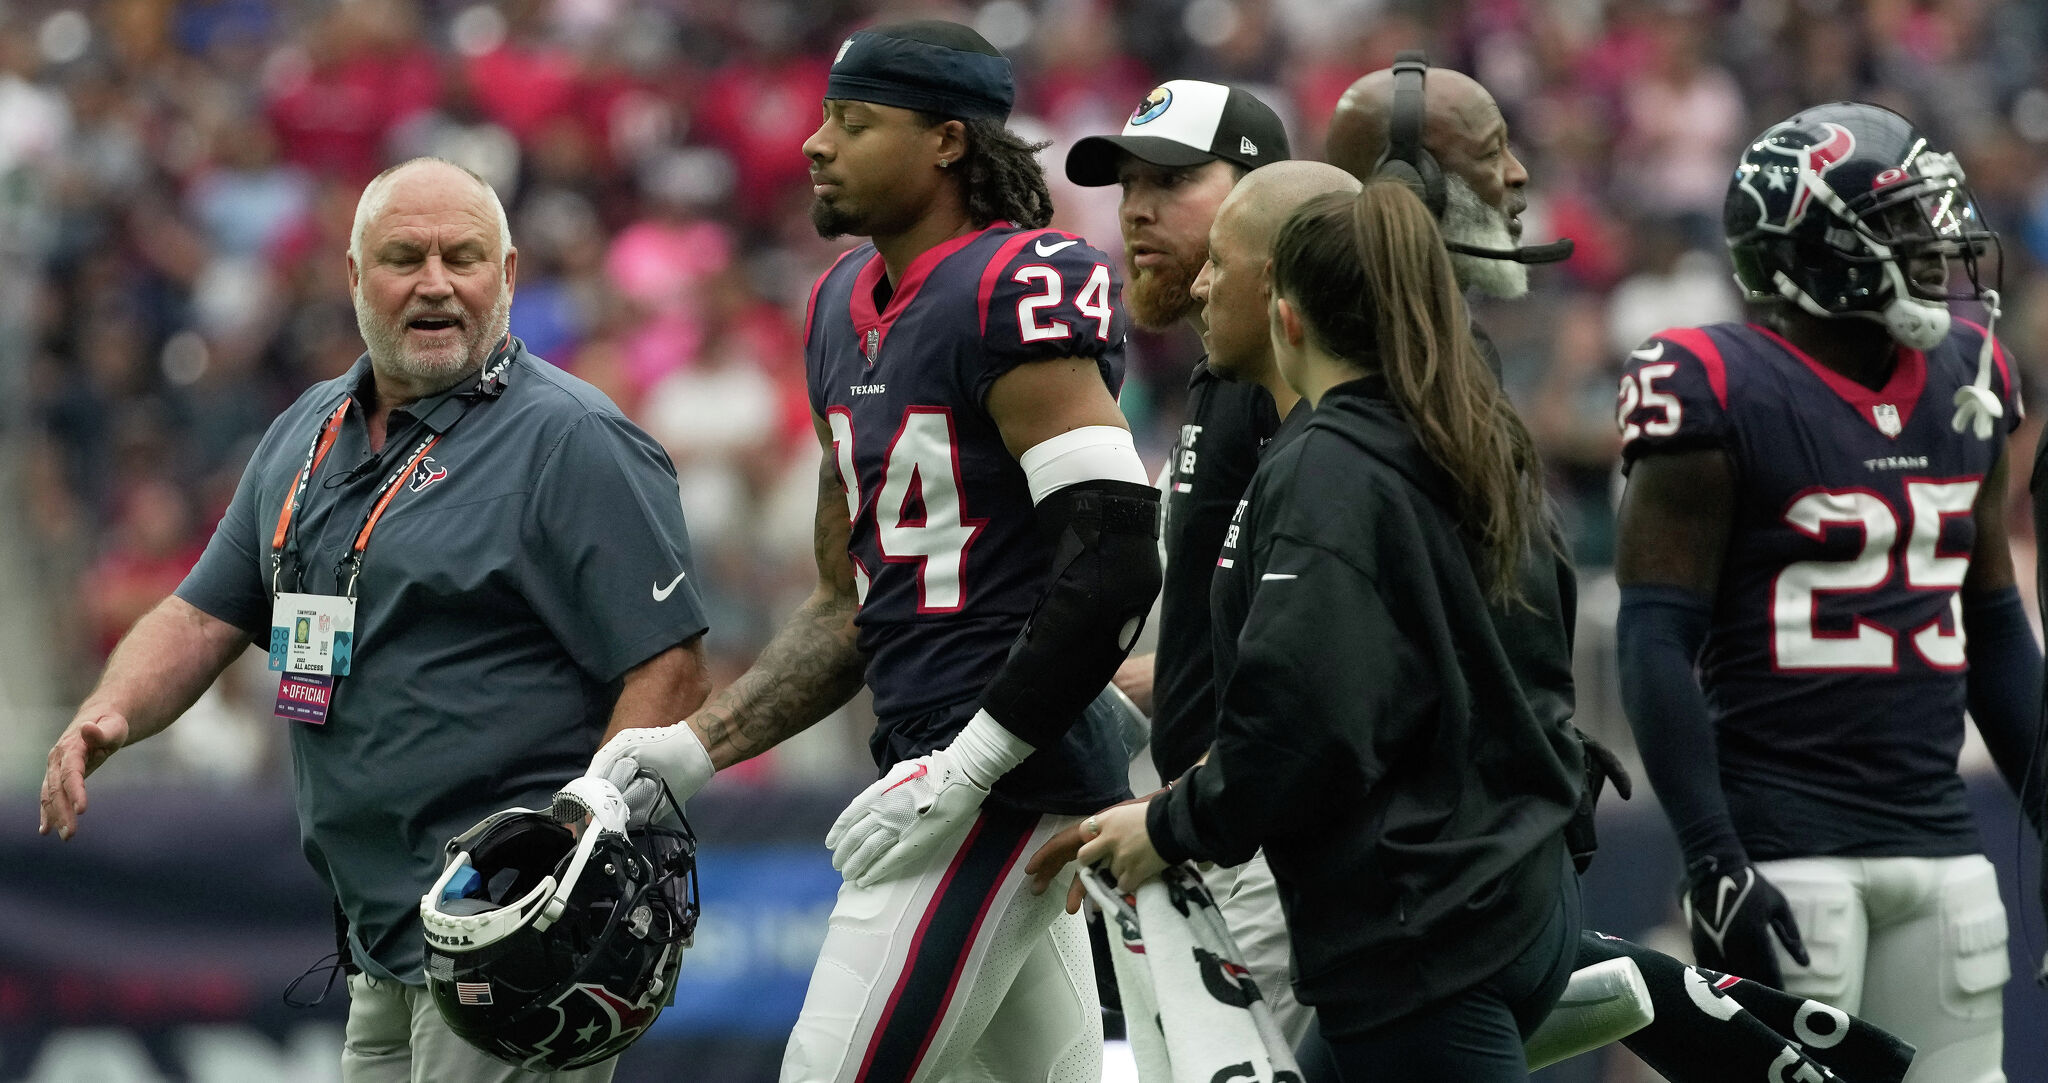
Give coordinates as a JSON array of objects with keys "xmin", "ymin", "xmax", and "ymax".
[
  {"xmin": 269, "ymin": 340, "xmax": 515, "ymax": 598},
  {"xmin": 269, "ymin": 399, "xmax": 440, "ymax": 599},
  {"xmin": 336, "ymin": 428, "xmax": 440, "ymax": 598},
  {"xmin": 271, "ymin": 400, "xmax": 352, "ymax": 593}
]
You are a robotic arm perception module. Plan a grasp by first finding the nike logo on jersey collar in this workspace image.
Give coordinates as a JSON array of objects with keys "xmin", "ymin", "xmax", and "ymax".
[
  {"xmin": 652, "ymin": 572, "xmax": 687, "ymax": 601},
  {"xmin": 1034, "ymin": 238, "xmax": 1078, "ymax": 257}
]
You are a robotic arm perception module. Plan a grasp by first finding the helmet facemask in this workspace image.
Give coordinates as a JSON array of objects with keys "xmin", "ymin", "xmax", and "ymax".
[
  {"xmin": 1738, "ymin": 147, "xmax": 1997, "ymax": 350},
  {"xmin": 420, "ymin": 777, "xmax": 700, "ymax": 1071}
]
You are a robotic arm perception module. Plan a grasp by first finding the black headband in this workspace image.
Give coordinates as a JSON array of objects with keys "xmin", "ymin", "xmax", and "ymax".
[{"xmin": 825, "ymin": 21, "xmax": 1014, "ymax": 122}]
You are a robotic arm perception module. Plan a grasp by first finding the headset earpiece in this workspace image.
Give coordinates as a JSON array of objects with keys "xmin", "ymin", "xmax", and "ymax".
[{"xmin": 1372, "ymin": 51, "xmax": 1447, "ymax": 218}]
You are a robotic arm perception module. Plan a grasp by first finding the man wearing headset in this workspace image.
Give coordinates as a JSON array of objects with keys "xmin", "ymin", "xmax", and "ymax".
[{"xmin": 1325, "ymin": 56, "xmax": 1564, "ymax": 307}]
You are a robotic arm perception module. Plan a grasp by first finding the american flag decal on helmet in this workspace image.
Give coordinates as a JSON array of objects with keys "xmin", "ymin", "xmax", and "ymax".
[{"xmin": 456, "ymin": 981, "xmax": 494, "ymax": 1005}]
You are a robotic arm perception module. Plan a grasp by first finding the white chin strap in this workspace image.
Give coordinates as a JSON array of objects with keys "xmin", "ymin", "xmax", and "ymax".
[
  {"xmin": 1949, "ymin": 287, "xmax": 2003, "ymax": 440},
  {"xmin": 1880, "ymin": 292, "xmax": 1951, "ymax": 352}
]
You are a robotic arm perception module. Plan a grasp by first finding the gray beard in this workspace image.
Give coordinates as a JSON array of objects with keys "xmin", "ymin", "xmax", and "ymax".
[
  {"xmin": 1441, "ymin": 174, "xmax": 1529, "ymax": 300},
  {"xmin": 355, "ymin": 287, "xmax": 512, "ymax": 397}
]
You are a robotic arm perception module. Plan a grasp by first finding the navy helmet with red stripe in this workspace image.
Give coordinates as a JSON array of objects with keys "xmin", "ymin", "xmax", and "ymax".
[{"xmin": 1724, "ymin": 101, "xmax": 1996, "ymax": 350}]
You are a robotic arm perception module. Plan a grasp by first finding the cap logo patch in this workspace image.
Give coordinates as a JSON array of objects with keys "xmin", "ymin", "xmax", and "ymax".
[
  {"xmin": 1239, "ymin": 136, "xmax": 1257, "ymax": 156},
  {"xmin": 835, "ymin": 38, "xmax": 854, "ymax": 65},
  {"xmin": 1131, "ymin": 86, "xmax": 1172, "ymax": 125}
]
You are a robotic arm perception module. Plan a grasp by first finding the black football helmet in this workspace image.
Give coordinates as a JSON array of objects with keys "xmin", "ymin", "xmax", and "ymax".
[
  {"xmin": 420, "ymin": 776, "xmax": 699, "ymax": 1072},
  {"xmin": 1724, "ymin": 101, "xmax": 1996, "ymax": 350}
]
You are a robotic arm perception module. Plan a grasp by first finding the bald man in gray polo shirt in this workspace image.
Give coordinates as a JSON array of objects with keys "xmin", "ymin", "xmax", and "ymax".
[{"xmin": 38, "ymin": 157, "xmax": 711, "ymax": 1083}]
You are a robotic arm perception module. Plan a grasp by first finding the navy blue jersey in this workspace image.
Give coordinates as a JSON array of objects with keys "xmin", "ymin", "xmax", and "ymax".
[
  {"xmin": 806, "ymin": 223, "xmax": 1131, "ymax": 812},
  {"xmin": 1619, "ymin": 319, "xmax": 2020, "ymax": 858}
]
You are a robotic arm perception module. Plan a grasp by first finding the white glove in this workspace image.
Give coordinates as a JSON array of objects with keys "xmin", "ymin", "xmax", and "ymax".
[
  {"xmin": 597, "ymin": 757, "xmax": 665, "ymax": 828},
  {"xmin": 586, "ymin": 722, "xmax": 715, "ymax": 826},
  {"xmin": 551, "ymin": 775, "xmax": 630, "ymax": 833},
  {"xmin": 827, "ymin": 710, "xmax": 1032, "ymax": 888}
]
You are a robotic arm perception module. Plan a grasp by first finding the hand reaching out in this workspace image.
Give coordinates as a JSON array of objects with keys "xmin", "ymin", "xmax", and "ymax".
[{"xmin": 40, "ymin": 712, "xmax": 131, "ymax": 841}]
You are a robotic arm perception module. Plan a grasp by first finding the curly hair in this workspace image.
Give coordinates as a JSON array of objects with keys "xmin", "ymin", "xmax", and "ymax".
[{"xmin": 919, "ymin": 112, "xmax": 1054, "ymax": 230}]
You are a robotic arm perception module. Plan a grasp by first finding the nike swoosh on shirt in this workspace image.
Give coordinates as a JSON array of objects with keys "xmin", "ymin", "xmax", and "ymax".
[
  {"xmin": 1631, "ymin": 342, "xmax": 1665, "ymax": 362},
  {"xmin": 652, "ymin": 572, "xmax": 687, "ymax": 601},
  {"xmin": 1034, "ymin": 238, "xmax": 1078, "ymax": 257},
  {"xmin": 1260, "ymin": 573, "xmax": 1299, "ymax": 581}
]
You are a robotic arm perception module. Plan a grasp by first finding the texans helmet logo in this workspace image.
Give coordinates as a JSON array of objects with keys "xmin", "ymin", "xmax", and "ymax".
[
  {"xmin": 409, "ymin": 456, "xmax": 448, "ymax": 493},
  {"xmin": 523, "ymin": 980, "xmax": 665, "ymax": 1070},
  {"xmin": 1736, "ymin": 121, "xmax": 1857, "ymax": 235}
]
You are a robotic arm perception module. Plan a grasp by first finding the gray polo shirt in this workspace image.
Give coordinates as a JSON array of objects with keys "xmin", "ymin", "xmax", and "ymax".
[{"xmin": 178, "ymin": 338, "xmax": 708, "ymax": 983}]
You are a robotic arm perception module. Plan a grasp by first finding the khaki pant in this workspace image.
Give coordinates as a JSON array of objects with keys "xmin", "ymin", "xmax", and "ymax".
[
  {"xmin": 1202, "ymin": 851, "xmax": 1314, "ymax": 1050},
  {"xmin": 342, "ymin": 972, "xmax": 620, "ymax": 1083}
]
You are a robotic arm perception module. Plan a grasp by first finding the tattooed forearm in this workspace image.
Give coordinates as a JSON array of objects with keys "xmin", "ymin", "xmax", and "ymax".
[
  {"xmin": 692, "ymin": 590, "xmax": 865, "ymax": 769},
  {"xmin": 691, "ymin": 442, "xmax": 868, "ymax": 769}
]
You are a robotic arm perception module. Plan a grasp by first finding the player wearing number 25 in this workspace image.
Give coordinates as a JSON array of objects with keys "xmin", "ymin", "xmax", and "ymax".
[
  {"xmin": 1616, "ymin": 102, "xmax": 2040, "ymax": 1082},
  {"xmin": 577, "ymin": 20, "xmax": 1159, "ymax": 1083}
]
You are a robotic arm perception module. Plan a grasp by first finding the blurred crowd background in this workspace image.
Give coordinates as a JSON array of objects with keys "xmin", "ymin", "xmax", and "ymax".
[
  {"xmin": 6, "ymin": 2, "xmax": 2048, "ymax": 1080},
  {"xmin": 4, "ymin": 0, "xmax": 2048, "ymax": 795}
]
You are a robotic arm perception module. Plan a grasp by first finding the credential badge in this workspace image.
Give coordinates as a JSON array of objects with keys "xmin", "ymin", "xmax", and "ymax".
[{"xmin": 1873, "ymin": 402, "xmax": 1902, "ymax": 436}]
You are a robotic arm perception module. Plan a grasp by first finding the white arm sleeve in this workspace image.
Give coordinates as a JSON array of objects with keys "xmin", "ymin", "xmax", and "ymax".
[{"xmin": 1018, "ymin": 425, "xmax": 1151, "ymax": 504}]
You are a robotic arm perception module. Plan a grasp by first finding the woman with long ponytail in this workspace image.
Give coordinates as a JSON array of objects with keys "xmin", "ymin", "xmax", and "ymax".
[{"xmin": 1080, "ymin": 178, "xmax": 1586, "ymax": 1082}]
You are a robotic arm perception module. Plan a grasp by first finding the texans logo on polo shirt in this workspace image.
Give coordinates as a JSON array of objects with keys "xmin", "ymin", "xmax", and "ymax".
[{"xmin": 409, "ymin": 457, "xmax": 448, "ymax": 493}]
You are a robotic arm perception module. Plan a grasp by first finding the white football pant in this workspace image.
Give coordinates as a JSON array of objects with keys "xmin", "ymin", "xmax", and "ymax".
[
  {"xmin": 780, "ymin": 808, "xmax": 1100, "ymax": 1083},
  {"xmin": 1758, "ymin": 853, "xmax": 2007, "ymax": 1083}
]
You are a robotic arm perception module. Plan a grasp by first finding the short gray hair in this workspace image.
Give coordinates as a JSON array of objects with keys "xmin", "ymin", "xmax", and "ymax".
[{"xmin": 349, "ymin": 157, "xmax": 512, "ymax": 267}]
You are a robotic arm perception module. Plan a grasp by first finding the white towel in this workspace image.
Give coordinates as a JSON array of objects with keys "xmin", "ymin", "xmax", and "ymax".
[{"xmin": 1082, "ymin": 864, "xmax": 1303, "ymax": 1083}]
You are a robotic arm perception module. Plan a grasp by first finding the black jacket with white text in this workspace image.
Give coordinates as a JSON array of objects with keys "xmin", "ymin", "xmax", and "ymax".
[{"xmin": 1148, "ymin": 376, "xmax": 1585, "ymax": 1036}]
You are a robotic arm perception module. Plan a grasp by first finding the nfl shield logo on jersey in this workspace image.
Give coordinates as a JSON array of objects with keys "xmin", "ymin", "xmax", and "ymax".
[
  {"xmin": 864, "ymin": 328, "xmax": 881, "ymax": 368},
  {"xmin": 1873, "ymin": 402, "xmax": 1902, "ymax": 436}
]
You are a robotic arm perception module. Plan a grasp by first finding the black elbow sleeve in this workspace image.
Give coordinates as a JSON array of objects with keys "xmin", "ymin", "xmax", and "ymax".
[{"xmin": 980, "ymin": 479, "xmax": 1162, "ymax": 749}]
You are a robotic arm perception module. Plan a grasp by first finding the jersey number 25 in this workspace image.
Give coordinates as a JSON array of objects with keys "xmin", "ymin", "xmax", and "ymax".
[{"xmin": 1774, "ymin": 481, "xmax": 1977, "ymax": 671}]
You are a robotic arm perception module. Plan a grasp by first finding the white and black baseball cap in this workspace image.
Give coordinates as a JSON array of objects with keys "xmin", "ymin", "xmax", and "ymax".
[{"xmin": 1066, "ymin": 80, "xmax": 1290, "ymax": 187}]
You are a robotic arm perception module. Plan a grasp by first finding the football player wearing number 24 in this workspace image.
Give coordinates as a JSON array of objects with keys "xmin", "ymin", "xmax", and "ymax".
[
  {"xmin": 1615, "ymin": 101, "xmax": 2041, "ymax": 1083},
  {"xmin": 580, "ymin": 20, "xmax": 1160, "ymax": 1083}
]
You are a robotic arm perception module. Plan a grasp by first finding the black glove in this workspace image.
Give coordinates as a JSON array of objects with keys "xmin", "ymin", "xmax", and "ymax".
[
  {"xmin": 1681, "ymin": 857, "xmax": 1808, "ymax": 988},
  {"xmin": 1564, "ymin": 728, "xmax": 1634, "ymax": 873}
]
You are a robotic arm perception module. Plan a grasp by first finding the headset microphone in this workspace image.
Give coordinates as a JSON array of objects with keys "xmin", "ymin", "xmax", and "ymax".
[
  {"xmin": 1374, "ymin": 51, "xmax": 1577, "ymax": 269},
  {"xmin": 1443, "ymin": 237, "xmax": 1576, "ymax": 265}
]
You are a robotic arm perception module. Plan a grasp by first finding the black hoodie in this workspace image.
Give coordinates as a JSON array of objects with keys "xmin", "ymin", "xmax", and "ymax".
[{"xmin": 1148, "ymin": 376, "xmax": 1584, "ymax": 1037}]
